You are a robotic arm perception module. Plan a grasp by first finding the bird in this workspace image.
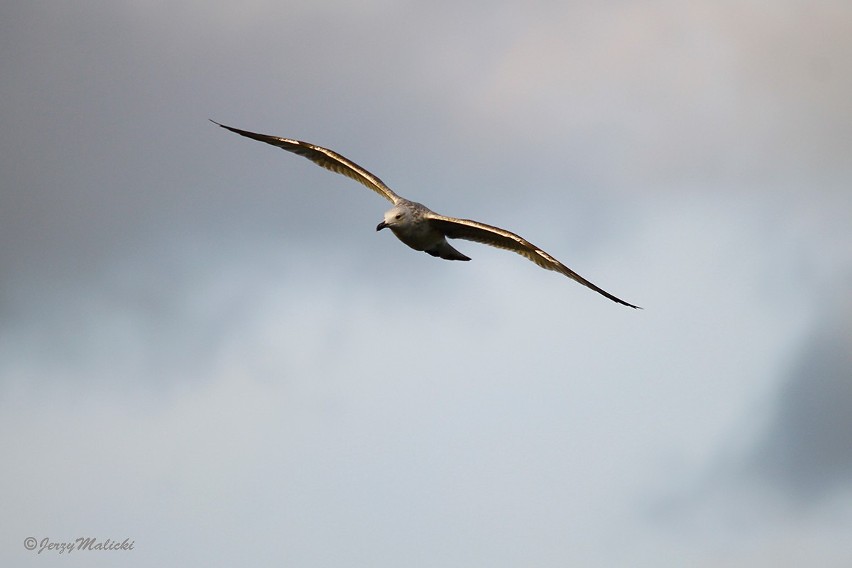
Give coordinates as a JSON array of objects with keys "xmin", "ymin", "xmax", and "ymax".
[{"xmin": 211, "ymin": 120, "xmax": 640, "ymax": 308}]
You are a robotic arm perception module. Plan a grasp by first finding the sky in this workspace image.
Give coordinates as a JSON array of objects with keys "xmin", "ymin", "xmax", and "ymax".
[{"xmin": 1, "ymin": 0, "xmax": 851, "ymax": 566}]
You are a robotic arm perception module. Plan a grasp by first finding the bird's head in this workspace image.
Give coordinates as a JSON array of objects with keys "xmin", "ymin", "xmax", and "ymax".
[{"xmin": 376, "ymin": 205, "xmax": 410, "ymax": 231}]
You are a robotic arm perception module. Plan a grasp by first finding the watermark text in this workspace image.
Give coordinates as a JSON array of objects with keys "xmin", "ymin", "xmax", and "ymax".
[{"xmin": 24, "ymin": 536, "xmax": 135, "ymax": 554}]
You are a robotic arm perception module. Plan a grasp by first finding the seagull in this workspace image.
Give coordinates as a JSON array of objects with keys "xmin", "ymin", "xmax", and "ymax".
[{"xmin": 211, "ymin": 120, "xmax": 640, "ymax": 308}]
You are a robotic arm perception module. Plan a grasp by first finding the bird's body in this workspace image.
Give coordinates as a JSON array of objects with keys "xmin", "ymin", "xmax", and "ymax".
[
  {"xmin": 212, "ymin": 120, "xmax": 640, "ymax": 308},
  {"xmin": 378, "ymin": 199, "xmax": 471, "ymax": 261}
]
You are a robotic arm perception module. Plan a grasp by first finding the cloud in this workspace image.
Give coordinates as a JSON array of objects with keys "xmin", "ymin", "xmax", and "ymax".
[
  {"xmin": 420, "ymin": 1, "xmax": 852, "ymax": 192},
  {"xmin": 751, "ymin": 290, "xmax": 852, "ymax": 500}
]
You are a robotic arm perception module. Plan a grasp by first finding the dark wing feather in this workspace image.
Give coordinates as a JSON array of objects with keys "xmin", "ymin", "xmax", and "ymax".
[
  {"xmin": 211, "ymin": 120, "xmax": 400, "ymax": 204},
  {"xmin": 426, "ymin": 214, "xmax": 640, "ymax": 308}
]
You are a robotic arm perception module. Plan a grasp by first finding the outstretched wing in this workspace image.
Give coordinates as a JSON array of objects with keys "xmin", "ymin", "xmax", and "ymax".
[
  {"xmin": 211, "ymin": 120, "xmax": 401, "ymax": 204},
  {"xmin": 426, "ymin": 214, "xmax": 640, "ymax": 308}
]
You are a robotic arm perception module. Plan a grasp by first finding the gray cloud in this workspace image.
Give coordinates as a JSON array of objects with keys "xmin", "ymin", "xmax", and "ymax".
[{"xmin": 751, "ymin": 291, "xmax": 852, "ymax": 500}]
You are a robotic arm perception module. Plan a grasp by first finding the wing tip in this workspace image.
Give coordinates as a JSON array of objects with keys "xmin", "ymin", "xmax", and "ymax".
[
  {"xmin": 606, "ymin": 293, "xmax": 642, "ymax": 309},
  {"xmin": 210, "ymin": 119, "xmax": 238, "ymax": 134}
]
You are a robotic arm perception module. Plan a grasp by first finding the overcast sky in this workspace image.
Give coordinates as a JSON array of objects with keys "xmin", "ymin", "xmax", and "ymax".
[{"xmin": 1, "ymin": 1, "xmax": 851, "ymax": 566}]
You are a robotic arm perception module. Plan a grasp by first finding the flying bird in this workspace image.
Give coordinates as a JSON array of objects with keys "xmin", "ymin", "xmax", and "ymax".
[{"xmin": 211, "ymin": 120, "xmax": 640, "ymax": 308}]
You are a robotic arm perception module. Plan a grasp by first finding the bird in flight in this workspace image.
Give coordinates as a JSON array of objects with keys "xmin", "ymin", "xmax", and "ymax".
[{"xmin": 211, "ymin": 120, "xmax": 640, "ymax": 308}]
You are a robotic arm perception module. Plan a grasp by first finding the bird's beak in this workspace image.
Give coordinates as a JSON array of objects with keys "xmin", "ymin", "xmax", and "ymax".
[{"xmin": 376, "ymin": 220, "xmax": 388, "ymax": 231}]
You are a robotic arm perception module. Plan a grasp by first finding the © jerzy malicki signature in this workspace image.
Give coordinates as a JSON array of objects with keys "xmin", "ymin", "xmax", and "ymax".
[{"xmin": 24, "ymin": 536, "xmax": 135, "ymax": 554}]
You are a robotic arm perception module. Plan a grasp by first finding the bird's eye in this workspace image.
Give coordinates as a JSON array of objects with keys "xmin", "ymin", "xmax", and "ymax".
[{"xmin": 395, "ymin": 214, "xmax": 402, "ymax": 220}]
